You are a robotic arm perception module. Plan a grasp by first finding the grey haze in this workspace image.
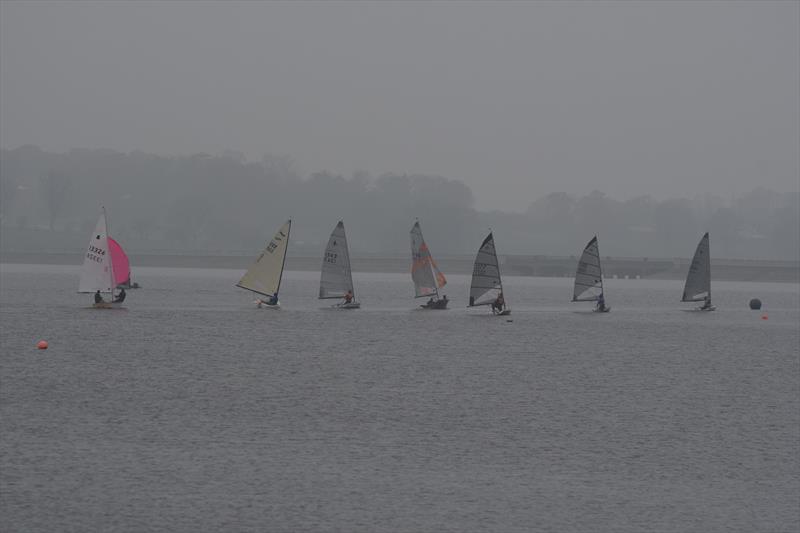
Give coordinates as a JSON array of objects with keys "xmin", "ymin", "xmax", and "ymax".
[
  {"xmin": 1, "ymin": 1, "xmax": 798, "ymax": 211},
  {"xmin": 1, "ymin": 146, "xmax": 798, "ymax": 261}
]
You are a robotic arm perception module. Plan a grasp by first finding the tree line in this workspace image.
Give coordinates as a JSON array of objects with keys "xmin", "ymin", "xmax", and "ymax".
[{"xmin": 1, "ymin": 145, "xmax": 797, "ymax": 260}]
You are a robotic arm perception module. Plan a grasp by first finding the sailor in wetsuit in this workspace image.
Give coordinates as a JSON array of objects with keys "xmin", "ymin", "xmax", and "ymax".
[
  {"xmin": 596, "ymin": 293, "xmax": 606, "ymax": 312},
  {"xmin": 491, "ymin": 292, "xmax": 505, "ymax": 313}
]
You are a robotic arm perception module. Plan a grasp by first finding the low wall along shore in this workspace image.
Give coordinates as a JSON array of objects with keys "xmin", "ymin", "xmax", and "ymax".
[{"xmin": 1, "ymin": 251, "xmax": 797, "ymax": 283}]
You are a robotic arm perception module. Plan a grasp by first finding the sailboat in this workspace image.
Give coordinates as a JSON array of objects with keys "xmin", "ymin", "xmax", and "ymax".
[
  {"xmin": 682, "ymin": 232, "xmax": 715, "ymax": 311},
  {"xmin": 468, "ymin": 231, "xmax": 510, "ymax": 315},
  {"xmin": 108, "ymin": 237, "xmax": 132, "ymax": 289},
  {"xmin": 237, "ymin": 219, "xmax": 291, "ymax": 308},
  {"xmin": 319, "ymin": 221, "xmax": 360, "ymax": 309},
  {"xmin": 572, "ymin": 236, "xmax": 610, "ymax": 312},
  {"xmin": 410, "ymin": 220, "xmax": 448, "ymax": 309},
  {"xmin": 79, "ymin": 207, "xmax": 125, "ymax": 308}
]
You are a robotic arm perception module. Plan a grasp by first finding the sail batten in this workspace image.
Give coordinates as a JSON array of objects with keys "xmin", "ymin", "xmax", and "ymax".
[
  {"xmin": 410, "ymin": 221, "xmax": 446, "ymax": 298},
  {"xmin": 682, "ymin": 232, "xmax": 711, "ymax": 302},
  {"xmin": 237, "ymin": 220, "xmax": 291, "ymax": 298},
  {"xmin": 319, "ymin": 221, "xmax": 355, "ymax": 299},
  {"xmin": 572, "ymin": 236, "xmax": 604, "ymax": 302}
]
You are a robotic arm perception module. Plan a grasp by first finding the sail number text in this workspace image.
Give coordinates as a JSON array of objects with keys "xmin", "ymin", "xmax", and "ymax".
[{"xmin": 86, "ymin": 245, "xmax": 106, "ymax": 263}]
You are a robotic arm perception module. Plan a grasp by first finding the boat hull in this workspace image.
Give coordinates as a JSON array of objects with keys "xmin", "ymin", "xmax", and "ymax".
[
  {"xmin": 92, "ymin": 301, "xmax": 124, "ymax": 309},
  {"xmin": 682, "ymin": 306, "xmax": 716, "ymax": 312},
  {"xmin": 336, "ymin": 302, "xmax": 361, "ymax": 309},
  {"xmin": 420, "ymin": 299, "xmax": 448, "ymax": 310}
]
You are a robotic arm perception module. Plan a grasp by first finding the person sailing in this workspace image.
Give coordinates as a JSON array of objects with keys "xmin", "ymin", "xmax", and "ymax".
[
  {"xmin": 94, "ymin": 290, "xmax": 104, "ymax": 304},
  {"xmin": 113, "ymin": 288, "xmax": 126, "ymax": 303},
  {"xmin": 596, "ymin": 293, "xmax": 606, "ymax": 312},
  {"xmin": 700, "ymin": 295, "xmax": 712, "ymax": 310},
  {"xmin": 491, "ymin": 292, "xmax": 505, "ymax": 314},
  {"xmin": 257, "ymin": 292, "xmax": 279, "ymax": 307},
  {"xmin": 343, "ymin": 290, "xmax": 354, "ymax": 305}
]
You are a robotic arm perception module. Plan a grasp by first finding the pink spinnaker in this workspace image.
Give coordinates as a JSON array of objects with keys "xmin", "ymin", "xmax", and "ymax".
[{"xmin": 107, "ymin": 237, "xmax": 131, "ymax": 286}]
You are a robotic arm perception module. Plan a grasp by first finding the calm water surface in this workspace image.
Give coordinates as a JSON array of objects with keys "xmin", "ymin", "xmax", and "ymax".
[{"xmin": 1, "ymin": 264, "xmax": 798, "ymax": 532}]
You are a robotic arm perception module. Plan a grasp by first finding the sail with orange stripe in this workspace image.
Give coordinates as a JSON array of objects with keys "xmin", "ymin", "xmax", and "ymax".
[{"xmin": 410, "ymin": 221, "xmax": 447, "ymax": 298}]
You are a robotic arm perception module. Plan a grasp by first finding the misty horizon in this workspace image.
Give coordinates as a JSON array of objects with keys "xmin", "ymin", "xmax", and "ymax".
[
  {"xmin": 1, "ymin": 145, "xmax": 798, "ymax": 262},
  {"xmin": 1, "ymin": 1, "xmax": 798, "ymax": 211},
  {"xmin": 2, "ymin": 143, "xmax": 799, "ymax": 210}
]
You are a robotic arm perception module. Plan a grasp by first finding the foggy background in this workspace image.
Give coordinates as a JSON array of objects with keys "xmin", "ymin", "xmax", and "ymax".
[
  {"xmin": 1, "ymin": 145, "xmax": 798, "ymax": 261},
  {"xmin": 1, "ymin": 1, "xmax": 798, "ymax": 259}
]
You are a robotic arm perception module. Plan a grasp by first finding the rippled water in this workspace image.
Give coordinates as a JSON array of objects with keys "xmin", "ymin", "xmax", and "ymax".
[{"xmin": 1, "ymin": 264, "xmax": 798, "ymax": 532}]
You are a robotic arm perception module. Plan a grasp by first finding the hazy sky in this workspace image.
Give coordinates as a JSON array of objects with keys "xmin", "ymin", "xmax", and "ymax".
[{"xmin": 1, "ymin": 0, "xmax": 798, "ymax": 210}]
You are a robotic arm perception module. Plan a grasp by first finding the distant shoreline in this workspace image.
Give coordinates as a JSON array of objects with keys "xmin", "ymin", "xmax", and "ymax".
[{"xmin": 2, "ymin": 251, "xmax": 797, "ymax": 283}]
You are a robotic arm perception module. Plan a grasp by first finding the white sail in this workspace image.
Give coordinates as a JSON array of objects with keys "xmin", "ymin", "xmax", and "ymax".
[
  {"xmin": 319, "ymin": 221, "xmax": 355, "ymax": 299},
  {"xmin": 469, "ymin": 232, "xmax": 504, "ymax": 307},
  {"xmin": 237, "ymin": 220, "xmax": 291, "ymax": 297},
  {"xmin": 410, "ymin": 221, "xmax": 447, "ymax": 298},
  {"xmin": 573, "ymin": 236, "xmax": 604, "ymax": 301},
  {"xmin": 682, "ymin": 232, "xmax": 711, "ymax": 302},
  {"xmin": 78, "ymin": 209, "xmax": 115, "ymax": 293}
]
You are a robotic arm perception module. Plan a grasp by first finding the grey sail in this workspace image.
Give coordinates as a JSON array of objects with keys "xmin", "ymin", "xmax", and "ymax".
[
  {"xmin": 319, "ymin": 221, "xmax": 355, "ymax": 299},
  {"xmin": 682, "ymin": 232, "xmax": 711, "ymax": 302},
  {"xmin": 573, "ymin": 236, "xmax": 604, "ymax": 301},
  {"xmin": 468, "ymin": 232, "xmax": 505, "ymax": 307}
]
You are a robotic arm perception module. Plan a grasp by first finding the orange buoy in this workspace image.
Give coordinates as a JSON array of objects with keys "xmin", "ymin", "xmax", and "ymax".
[{"xmin": 37, "ymin": 340, "xmax": 48, "ymax": 350}]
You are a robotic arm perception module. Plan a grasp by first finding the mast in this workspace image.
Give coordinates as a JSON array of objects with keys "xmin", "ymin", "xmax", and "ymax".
[
  {"xmin": 343, "ymin": 221, "xmax": 355, "ymax": 300},
  {"xmin": 596, "ymin": 236, "xmax": 604, "ymax": 296},
  {"xmin": 422, "ymin": 221, "xmax": 438, "ymax": 299},
  {"xmin": 425, "ymin": 258, "xmax": 439, "ymax": 300},
  {"xmin": 492, "ymin": 231, "xmax": 506, "ymax": 299},
  {"xmin": 276, "ymin": 219, "xmax": 291, "ymax": 296},
  {"xmin": 424, "ymin": 220, "xmax": 439, "ymax": 298},
  {"xmin": 705, "ymin": 232, "xmax": 711, "ymax": 303},
  {"xmin": 104, "ymin": 206, "xmax": 115, "ymax": 295}
]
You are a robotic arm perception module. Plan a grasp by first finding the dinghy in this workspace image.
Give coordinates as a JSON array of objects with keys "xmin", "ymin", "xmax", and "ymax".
[
  {"xmin": 79, "ymin": 207, "xmax": 126, "ymax": 308},
  {"xmin": 410, "ymin": 220, "xmax": 448, "ymax": 309},
  {"xmin": 319, "ymin": 221, "xmax": 360, "ymax": 309},
  {"xmin": 468, "ymin": 232, "xmax": 510, "ymax": 316},
  {"xmin": 682, "ymin": 232, "xmax": 715, "ymax": 311},
  {"xmin": 237, "ymin": 219, "xmax": 291, "ymax": 308},
  {"xmin": 572, "ymin": 236, "xmax": 610, "ymax": 312}
]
